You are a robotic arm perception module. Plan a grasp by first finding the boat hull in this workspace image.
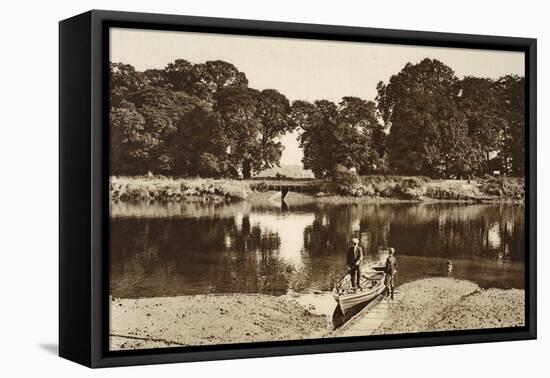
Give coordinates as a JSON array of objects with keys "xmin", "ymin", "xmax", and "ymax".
[{"xmin": 333, "ymin": 272, "xmax": 386, "ymax": 315}]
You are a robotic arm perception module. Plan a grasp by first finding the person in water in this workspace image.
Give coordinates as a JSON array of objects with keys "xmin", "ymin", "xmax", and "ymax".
[
  {"xmin": 346, "ymin": 238, "xmax": 363, "ymax": 289},
  {"xmin": 385, "ymin": 248, "xmax": 398, "ymax": 300},
  {"xmin": 446, "ymin": 260, "xmax": 453, "ymax": 274}
]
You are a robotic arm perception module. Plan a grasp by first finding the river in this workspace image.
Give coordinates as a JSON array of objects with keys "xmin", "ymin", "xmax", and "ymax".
[{"xmin": 110, "ymin": 200, "xmax": 525, "ymax": 300}]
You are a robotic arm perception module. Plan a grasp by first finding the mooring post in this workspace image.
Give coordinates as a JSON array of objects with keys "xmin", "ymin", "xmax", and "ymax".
[{"xmin": 281, "ymin": 186, "xmax": 289, "ymax": 200}]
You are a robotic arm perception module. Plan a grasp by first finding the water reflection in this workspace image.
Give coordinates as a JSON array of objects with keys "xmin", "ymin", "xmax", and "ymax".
[{"xmin": 110, "ymin": 202, "xmax": 525, "ymax": 298}]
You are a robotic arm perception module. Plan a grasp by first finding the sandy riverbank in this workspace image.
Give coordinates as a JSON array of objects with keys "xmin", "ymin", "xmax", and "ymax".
[
  {"xmin": 110, "ymin": 278, "xmax": 524, "ymax": 350},
  {"xmin": 110, "ymin": 294, "xmax": 331, "ymax": 350},
  {"xmin": 372, "ymin": 278, "xmax": 524, "ymax": 335}
]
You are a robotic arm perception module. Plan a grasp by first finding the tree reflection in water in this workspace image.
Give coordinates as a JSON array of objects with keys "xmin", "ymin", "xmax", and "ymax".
[{"xmin": 110, "ymin": 202, "xmax": 525, "ymax": 298}]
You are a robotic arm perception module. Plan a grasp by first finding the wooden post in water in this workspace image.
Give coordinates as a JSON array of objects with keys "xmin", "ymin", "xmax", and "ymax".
[{"xmin": 281, "ymin": 186, "xmax": 289, "ymax": 200}]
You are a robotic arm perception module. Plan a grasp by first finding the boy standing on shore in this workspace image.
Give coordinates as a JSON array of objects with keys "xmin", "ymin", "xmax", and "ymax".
[{"xmin": 385, "ymin": 248, "xmax": 397, "ymax": 300}]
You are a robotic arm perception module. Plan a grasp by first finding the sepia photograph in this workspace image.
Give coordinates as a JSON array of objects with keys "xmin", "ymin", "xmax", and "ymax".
[{"xmin": 107, "ymin": 27, "xmax": 526, "ymax": 351}]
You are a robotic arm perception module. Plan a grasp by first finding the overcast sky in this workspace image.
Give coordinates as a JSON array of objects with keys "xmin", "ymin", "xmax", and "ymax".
[{"xmin": 110, "ymin": 28, "xmax": 525, "ymax": 166}]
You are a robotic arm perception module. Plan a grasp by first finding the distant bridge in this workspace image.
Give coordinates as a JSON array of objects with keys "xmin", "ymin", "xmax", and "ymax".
[{"xmin": 252, "ymin": 179, "xmax": 325, "ymax": 200}]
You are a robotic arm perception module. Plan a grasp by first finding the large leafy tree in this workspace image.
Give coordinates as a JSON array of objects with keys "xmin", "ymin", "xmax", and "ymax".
[
  {"xmin": 214, "ymin": 87, "xmax": 294, "ymax": 178},
  {"xmin": 126, "ymin": 87, "xmax": 199, "ymax": 173},
  {"xmin": 110, "ymin": 105, "xmax": 150, "ymax": 175},
  {"xmin": 110, "ymin": 61, "xmax": 292, "ymax": 178},
  {"xmin": 497, "ymin": 75, "xmax": 525, "ymax": 176},
  {"xmin": 163, "ymin": 59, "xmax": 248, "ymax": 102},
  {"xmin": 295, "ymin": 97, "xmax": 384, "ymax": 178},
  {"xmin": 199, "ymin": 60, "xmax": 249, "ymax": 99},
  {"xmin": 459, "ymin": 77, "xmax": 505, "ymax": 174},
  {"xmin": 459, "ymin": 75, "xmax": 525, "ymax": 176},
  {"xmin": 255, "ymin": 89, "xmax": 296, "ymax": 171},
  {"xmin": 338, "ymin": 97, "xmax": 386, "ymax": 174},
  {"xmin": 110, "ymin": 63, "xmax": 145, "ymax": 108},
  {"xmin": 215, "ymin": 87, "xmax": 262, "ymax": 178},
  {"xmin": 165, "ymin": 106, "xmax": 231, "ymax": 177},
  {"xmin": 377, "ymin": 58, "xmax": 478, "ymax": 177},
  {"xmin": 294, "ymin": 100, "xmax": 338, "ymax": 178}
]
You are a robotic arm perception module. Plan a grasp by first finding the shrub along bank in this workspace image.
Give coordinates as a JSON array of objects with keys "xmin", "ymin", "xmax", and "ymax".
[
  {"xmin": 331, "ymin": 166, "xmax": 524, "ymax": 202},
  {"xmin": 110, "ymin": 173, "xmax": 524, "ymax": 203}
]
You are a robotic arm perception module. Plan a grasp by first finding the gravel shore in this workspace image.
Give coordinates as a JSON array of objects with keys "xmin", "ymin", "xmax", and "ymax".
[
  {"xmin": 110, "ymin": 294, "xmax": 330, "ymax": 350},
  {"xmin": 373, "ymin": 277, "xmax": 524, "ymax": 335},
  {"xmin": 110, "ymin": 278, "xmax": 524, "ymax": 350}
]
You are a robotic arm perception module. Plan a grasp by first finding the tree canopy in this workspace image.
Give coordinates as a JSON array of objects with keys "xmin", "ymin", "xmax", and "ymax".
[
  {"xmin": 294, "ymin": 98, "xmax": 385, "ymax": 178},
  {"xmin": 110, "ymin": 57, "xmax": 525, "ymax": 179},
  {"xmin": 376, "ymin": 58, "xmax": 524, "ymax": 178},
  {"xmin": 110, "ymin": 60, "xmax": 294, "ymax": 178}
]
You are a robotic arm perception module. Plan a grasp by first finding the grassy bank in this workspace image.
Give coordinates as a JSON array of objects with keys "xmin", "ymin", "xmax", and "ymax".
[
  {"xmin": 110, "ymin": 176, "xmax": 253, "ymax": 202},
  {"xmin": 332, "ymin": 167, "xmax": 524, "ymax": 201},
  {"xmin": 110, "ymin": 175, "xmax": 524, "ymax": 203}
]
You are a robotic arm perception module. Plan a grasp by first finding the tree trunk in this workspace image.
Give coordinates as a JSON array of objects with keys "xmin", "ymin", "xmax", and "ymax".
[{"xmin": 242, "ymin": 160, "xmax": 252, "ymax": 179}]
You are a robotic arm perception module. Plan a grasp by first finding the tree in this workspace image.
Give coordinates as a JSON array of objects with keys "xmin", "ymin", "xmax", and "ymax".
[
  {"xmin": 121, "ymin": 86, "xmax": 202, "ymax": 174},
  {"xmin": 459, "ymin": 77, "xmax": 505, "ymax": 174},
  {"xmin": 165, "ymin": 106, "xmax": 231, "ymax": 176},
  {"xmin": 199, "ymin": 60, "xmax": 249, "ymax": 98},
  {"xmin": 497, "ymin": 75, "xmax": 525, "ymax": 176},
  {"xmin": 295, "ymin": 100, "xmax": 339, "ymax": 177},
  {"xmin": 377, "ymin": 58, "xmax": 478, "ymax": 177},
  {"xmin": 110, "ymin": 60, "xmax": 277, "ymax": 178},
  {"xmin": 295, "ymin": 98, "xmax": 384, "ymax": 178},
  {"xmin": 110, "ymin": 63, "xmax": 145, "ymax": 108},
  {"xmin": 337, "ymin": 97, "xmax": 386, "ymax": 174},
  {"xmin": 459, "ymin": 75, "xmax": 525, "ymax": 177},
  {"xmin": 110, "ymin": 105, "xmax": 153, "ymax": 175},
  {"xmin": 163, "ymin": 59, "xmax": 196, "ymax": 93},
  {"xmin": 214, "ymin": 87, "xmax": 294, "ymax": 178},
  {"xmin": 163, "ymin": 59, "xmax": 248, "ymax": 102},
  {"xmin": 214, "ymin": 87, "xmax": 261, "ymax": 178},
  {"xmin": 255, "ymin": 89, "xmax": 296, "ymax": 170},
  {"xmin": 142, "ymin": 68, "xmax": 170, "ymax": 88}
]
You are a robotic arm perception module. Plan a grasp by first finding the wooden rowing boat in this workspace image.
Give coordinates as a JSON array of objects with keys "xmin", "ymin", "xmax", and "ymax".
[{"xmin": 332, "ymin": 271, "xmax": 386, "ymax": 315}]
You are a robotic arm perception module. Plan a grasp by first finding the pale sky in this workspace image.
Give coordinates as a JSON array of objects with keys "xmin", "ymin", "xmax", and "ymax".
[{"xmin": 110, "ymin": 28, "xmax": 525, "ymax": 166}]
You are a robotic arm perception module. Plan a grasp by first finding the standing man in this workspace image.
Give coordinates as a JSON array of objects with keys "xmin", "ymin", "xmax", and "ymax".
[
  {"xmin": 385, "ymin": 248, "xmax": 398, "ymax": 300},
  {"xmin": 346, "ymin": 238, "xmax": 363, "ymax": 289}
]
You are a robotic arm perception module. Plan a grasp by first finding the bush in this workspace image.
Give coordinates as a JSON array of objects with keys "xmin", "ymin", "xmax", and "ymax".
[
  {"xmin": 110, "ymin": 176, "xmax": 252, "ymax": 202},
  {"xmin": 332, "ymin": 165, "xmax": 366, "ymax": 197},
  {"xmin": 249, "ymin": 182, "xmax": 269, "ymax": 192},
  {"xmin": 480, "ymin": 177, "xmax": 524, "ymax": 200},
  {"xmin": 359, "ymin": 175, "xmax": 430, "ymax": 198},
  {"xmin": 332, "ymin": 165, "xmax": 360, "ymax": 186},
  {"xmin": 393, "ymin": 177, "xmax": 426, "ymax": 199}
]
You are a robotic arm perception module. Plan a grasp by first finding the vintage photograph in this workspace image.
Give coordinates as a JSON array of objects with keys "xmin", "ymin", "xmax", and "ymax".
[{"xmin": 108, "ymin": 27, "xmax": 526, "ymax": 351}]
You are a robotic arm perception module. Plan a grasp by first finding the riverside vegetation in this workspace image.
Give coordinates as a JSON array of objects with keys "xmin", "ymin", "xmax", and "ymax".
[{"xmin": 110, "ymin": 172, "xmax": 524, "ymax": 203}]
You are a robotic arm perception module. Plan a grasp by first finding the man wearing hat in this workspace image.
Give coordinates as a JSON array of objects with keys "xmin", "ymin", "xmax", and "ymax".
[{"xmin": 346, "ymin": 237, "xmax": 363, "ymax": 289}]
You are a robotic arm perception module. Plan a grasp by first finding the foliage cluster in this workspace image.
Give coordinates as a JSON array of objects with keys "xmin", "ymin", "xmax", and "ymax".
[{"xmin": 111, "ymin": 58, "xmax": 525, "ymax": 180}]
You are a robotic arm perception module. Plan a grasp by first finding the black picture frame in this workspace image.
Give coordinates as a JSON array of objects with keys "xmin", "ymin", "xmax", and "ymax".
[{"xmin": 59, "ymin": 9, "xmax": 537, "ymax": 368}]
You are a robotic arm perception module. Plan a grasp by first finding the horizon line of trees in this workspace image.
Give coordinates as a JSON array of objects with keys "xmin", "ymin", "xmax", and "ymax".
[{"xmin": 110, "ymin": 57, "xmax": 525, "ymax": 179}]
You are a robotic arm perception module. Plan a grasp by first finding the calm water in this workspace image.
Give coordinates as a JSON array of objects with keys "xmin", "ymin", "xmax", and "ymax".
[{"xmin": 110, "ymin": 201, "xmax": 525, "ymax": 299}]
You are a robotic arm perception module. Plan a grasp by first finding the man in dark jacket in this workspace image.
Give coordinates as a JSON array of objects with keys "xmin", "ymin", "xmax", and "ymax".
[
  {"xmin": 346, "ymin": 238, "xmax": 363, "ymax": 289},
  {"xmin": 385, "ymin": 248, "xmax": 398, "ymax": 299}
]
